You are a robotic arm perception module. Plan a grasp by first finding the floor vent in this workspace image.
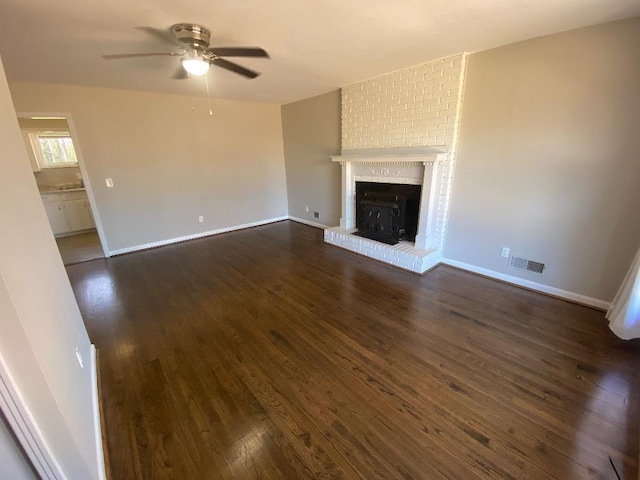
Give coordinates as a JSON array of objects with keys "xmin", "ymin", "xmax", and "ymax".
[{"xmin": 509, "ymin": 256, "xmax": 545, "ymax": 274}]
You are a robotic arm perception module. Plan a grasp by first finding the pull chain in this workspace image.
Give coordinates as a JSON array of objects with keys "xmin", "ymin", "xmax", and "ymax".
[
  {"xmin": 205, "ymin": 73, "xmax": 213, "ymax": 115},
  {"xmin": 186, "ymin": 71, "xmax": 196, "ymax": 113}
]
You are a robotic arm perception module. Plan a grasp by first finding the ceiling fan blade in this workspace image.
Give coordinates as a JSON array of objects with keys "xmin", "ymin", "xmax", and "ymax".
[
  {"xmin": 136, "ymin": 26, "xmax": 181, "ymax": 46},
  {"xmin": 211, "ymin": 58, "xmax": 259, "ymax": 79},
  {"xmin": 102, "ymin": 52, "xmax": 182, "ymax": 60},
  {"xmin": 172, "ymin": 66, "xmax": 189, "ymax": 80},
  {"xmin": 207, "ymin": 47, "xmax": 269, "ymax": 58}
]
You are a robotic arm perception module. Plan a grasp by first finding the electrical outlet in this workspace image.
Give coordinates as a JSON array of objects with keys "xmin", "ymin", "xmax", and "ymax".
[
  {"xmin": 105, "ymin": 178, "xmax": 114, "ymax": 188},
  {"xmin": 314, "ymin": 211, "xmax": 319, "ymax": 219},
  {"xmin": 501, "ymin": 247, "xmax": 510, "ymax": 258},
  {"xmin": 75, "ymin": 347, "xmax": 84, "ymax": 368},
  {"xmin": 305, "ymin": 205, "xmax": 309, "ymax": 213},
  {"xmin": 198, "ymin": 216, "xmax": 204, "ymax": 223}
]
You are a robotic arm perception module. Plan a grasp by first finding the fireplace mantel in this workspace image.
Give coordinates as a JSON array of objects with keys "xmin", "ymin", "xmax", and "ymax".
[
  {"xmin": 331, "ymin": 146, "xmax": 449, "ymax": 165},
  {"xmin": 324, "ymin": 150, "xmax": 451, "ymax": 274},
  {"xmin": 331, "ymin": 154, "xmax": 441, "ymax": 165}
]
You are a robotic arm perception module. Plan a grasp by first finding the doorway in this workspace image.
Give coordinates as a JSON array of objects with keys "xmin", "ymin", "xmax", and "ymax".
[{"xmin": 16, "ymin": 113, "xmax": 107, "ymax": 265}]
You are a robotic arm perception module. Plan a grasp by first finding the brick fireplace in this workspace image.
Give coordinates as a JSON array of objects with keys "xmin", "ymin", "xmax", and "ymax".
[
  {"xmin": 324, "ymin": 149, "xmax": 449, "ymax": 273},
  {"xmin": 324, "ymin": 53, "xmax": 467, "ymax": 273}
]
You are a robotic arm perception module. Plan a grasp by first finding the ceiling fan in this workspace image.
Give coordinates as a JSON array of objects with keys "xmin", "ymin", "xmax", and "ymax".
[{"xmin": 103, "ymin": 24, "xmax": 269, "ymax": 79}]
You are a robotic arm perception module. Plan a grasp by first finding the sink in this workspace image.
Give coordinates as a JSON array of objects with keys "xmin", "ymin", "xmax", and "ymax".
[{"xmin": 53, "ymin": 183, "xmax": 84, "ymax": 191}]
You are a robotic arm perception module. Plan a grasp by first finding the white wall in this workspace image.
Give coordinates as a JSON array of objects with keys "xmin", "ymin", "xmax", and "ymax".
[
  {"xmin": 341, "ymin": 54, "xmax": 466, "ymax": 150},
  {"xmin": 0, "ymin": 57, "xmax": 102, "ymax": 479},
  {"xmin": 9, "ymin": 83, "xmax": 288, "ymax": 254},
  {"xmin": 339, "ymin": 54, "xmax": 468, "ymax": 251},
  {"xmin": 445, "ymin": 17, "xmax": 640, "ymax": 303}
]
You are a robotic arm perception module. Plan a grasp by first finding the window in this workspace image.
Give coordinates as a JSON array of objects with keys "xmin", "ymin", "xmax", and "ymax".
[{"xmin": 28, "ymin": 131, "xmax": 78, "ymax": 168}]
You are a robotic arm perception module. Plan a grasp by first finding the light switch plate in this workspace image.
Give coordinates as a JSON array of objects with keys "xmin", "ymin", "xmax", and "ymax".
[{"xmin": 105, "ymin": 178, "xmax": 114, "ymax": 188}]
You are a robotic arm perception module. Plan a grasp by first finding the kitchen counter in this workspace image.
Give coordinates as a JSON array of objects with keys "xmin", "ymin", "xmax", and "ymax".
[{"xmin": 39, "ymin": 185, "xmax": 86, "ymax": 194}]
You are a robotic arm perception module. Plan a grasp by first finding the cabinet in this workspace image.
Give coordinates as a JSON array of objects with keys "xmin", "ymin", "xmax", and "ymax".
[
  {"xmin": 43, "ymin": 201, "xmax": 68, "ymax": 234},
  {"xmin": 41, "ymin": 191, "xmax": 95, "ymax": 235},
  {"xmin": 64, "ymin": 199, "xmax": 94, "ymax": 232}
]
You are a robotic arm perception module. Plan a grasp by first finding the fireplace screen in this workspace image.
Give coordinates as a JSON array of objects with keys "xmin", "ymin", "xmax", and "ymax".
[{"xmin": 354, "ymin": 181, "xmax": 421, "ymax": 245}]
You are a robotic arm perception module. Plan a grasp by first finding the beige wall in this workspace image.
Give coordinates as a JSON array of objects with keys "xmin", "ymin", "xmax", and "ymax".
[
  {"xmin": 445, "ymin": 17, "xmax": 640, "ymax": 302},
  {"xmin": 0, "ymin": 58, "xmax": 100, "ymax": 478},
  {"xmin": 282, "ymin": 90, "xmax": 342, "ymax": 226},
  {"xmin": 9, "ymin": 83, "xmax": 288, "ymax": 253}
]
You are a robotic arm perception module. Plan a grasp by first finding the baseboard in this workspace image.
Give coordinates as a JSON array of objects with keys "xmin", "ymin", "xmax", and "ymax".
[
  {"xmin": 288, "ymin": 216, "xmax": 330, "ymax": 229},
  {"xmin": 54, "ymin": 228, "xmax": 97, "ymax": 239},
  {"xmin": 440, "ymin": 258, "xmax": 610, "ymax": 311},
  {"xmin": 108, "ymin": 216, "xmax": 288, "ymax": 256},
  {"xmin": 91, "ymin": 345, "xmax": 107, "ymax": 480}
]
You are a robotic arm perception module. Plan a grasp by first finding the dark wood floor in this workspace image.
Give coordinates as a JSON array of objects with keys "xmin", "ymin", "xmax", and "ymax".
[{"xmin": 67, "ymin": 220, "xmax": 640, "ymax": 480}]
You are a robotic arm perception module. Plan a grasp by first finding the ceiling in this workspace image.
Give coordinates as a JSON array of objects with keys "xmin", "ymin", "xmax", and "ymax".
[{"xmin": 0, "ymin": 0, "xmax": 639, "ymax": 105}]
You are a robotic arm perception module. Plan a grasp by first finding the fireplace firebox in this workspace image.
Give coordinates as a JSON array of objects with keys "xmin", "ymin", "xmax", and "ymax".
[{"xmin": 354, "ymin": 182, "xmax": 421, "ymax": 245}]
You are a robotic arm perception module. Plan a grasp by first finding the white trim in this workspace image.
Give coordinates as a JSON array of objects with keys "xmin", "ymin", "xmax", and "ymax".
[
  {"xmin": 0, "ymin": 350, "xmax": 67, "ymax": 480},
  {"xmin": 441, "ymin": 258, "xmax": 610, "ymax": 311},
  {"xmin": 288, "ymin": 216, "xmax": 330, "ymax": 229},
  {"xmin": 108, "ymin": 216, "xmax": 288, "ymax": 256},
  {"xmin": 90, "ymin": 346, "xmax": 107, "ymax": 480},
  {"xmin": 332, "ymin": 154, "xmax": 442, "ymax": 164},
  {"xmin": 15, "ymin": 112, "xmax": 110, "ymax": 258}
]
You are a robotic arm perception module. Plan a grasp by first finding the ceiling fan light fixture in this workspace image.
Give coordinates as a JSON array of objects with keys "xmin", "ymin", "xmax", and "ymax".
[
  {"xmin": 182, "ymin": 52, "xmax": 210, "ymax": 76},
  {"xmin": 103, "ymin": 24, "xmax": 268, "ymax": 80}
]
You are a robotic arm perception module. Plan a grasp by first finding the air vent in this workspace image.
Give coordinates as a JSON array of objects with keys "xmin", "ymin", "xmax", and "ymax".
[{"xmin": 509, "ymin": 256, "xmax": 545, "ymax": 274}]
